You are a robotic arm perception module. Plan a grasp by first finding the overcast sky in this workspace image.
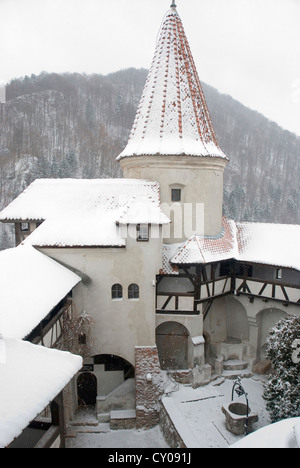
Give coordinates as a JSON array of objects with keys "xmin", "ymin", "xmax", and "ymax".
[{"xmin": 0, "ymin": 0, "xmax": 299, "ymax": 135}]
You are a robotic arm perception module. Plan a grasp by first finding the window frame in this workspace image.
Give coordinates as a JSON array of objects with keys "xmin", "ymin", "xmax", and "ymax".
[
  {"xmin": 111, "ymin": 283, "xmax": 123, "ymax": 300},
  {"xmin": 276, "ymin": 268, "xmax": 283, "ymax": 280},
  {"xmin": 128, "ymin": 283, "xmax": 139, "ymax": 300},
  {"xmin": 136, "ymin": 223, "xmax": 150, "ymax": 242},
  {"xmin": 20, "ymin": 222, "xmax": 30, "ymax": 232},
  {"xmin": 171, "ymin": 188, "xmax": 182, "ymax": 202}
]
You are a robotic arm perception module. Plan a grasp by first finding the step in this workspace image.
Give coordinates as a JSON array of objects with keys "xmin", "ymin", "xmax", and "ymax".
[
  {"xmin": 97, "ymin": 412, "xmax": 110, "ymax": 423},
  {"xmin": 223, "ymin": 360, "xmax": 248, "ymax": 371},
  {"xmin": 70, "ymin": 407, "xmax": 99, "ymax": 427},
  {"xmin": 110, "ymin": 409, "xmax": 136, "ymax": 430},
  {"xmin": 222, "ymin": 368, "xmax": 253, "ymax": 380}
]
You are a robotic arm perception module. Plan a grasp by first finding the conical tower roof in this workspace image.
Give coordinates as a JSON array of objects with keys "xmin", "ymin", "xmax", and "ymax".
[{"xmin": 118, "ymin": 6, "xmax": 228, "ymax": 161}]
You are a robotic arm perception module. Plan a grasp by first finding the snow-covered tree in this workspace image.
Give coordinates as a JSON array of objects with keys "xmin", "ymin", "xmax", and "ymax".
[{"xmin": 263, "ymin": 315, "xmax": 300, "ymax": 422}]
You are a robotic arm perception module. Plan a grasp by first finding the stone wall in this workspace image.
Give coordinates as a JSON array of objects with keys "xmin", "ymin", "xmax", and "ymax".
[
  {"xmin": 159, "ymin": 404, "xmax": 186, "ymax": 448},
  {"xmin": 135, "ymin": 346, "xmax": 165, "ymax": 429},
  {"xmin": 160, "ymin": 398, "xmax": 199, "ymax": 448}
]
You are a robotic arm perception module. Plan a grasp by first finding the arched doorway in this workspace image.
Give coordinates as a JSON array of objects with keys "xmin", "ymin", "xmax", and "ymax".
[
  {"xmin": 77, "ymin": 372, "xmax": 97, "ymax": 406},
  {"xmin": 226, "ymin": 297, "xmax": 249, "ymax": 342},
  {"xmin": 156, "ymin": 321, "xmax": 189, "ymax": 370},
  {"xmin": 93, "ymin": 354, "xmax": 135, "ymax": 379}
]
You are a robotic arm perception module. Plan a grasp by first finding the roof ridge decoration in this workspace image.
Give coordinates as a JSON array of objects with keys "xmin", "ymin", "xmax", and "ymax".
[{"xmin": 118, "ymin": 7, "xmax": 228, "ymax": 160}]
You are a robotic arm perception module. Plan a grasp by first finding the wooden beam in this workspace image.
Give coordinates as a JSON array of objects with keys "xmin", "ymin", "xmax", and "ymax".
[
  {"xmin": 161, "ymin": 296, "xmax": 173, "ymax": 310},
  {"xmin": 156, "ymin": 309, "xmax": 200, "ymax": 315},
  {"xmin": 258, "ymin": 283, "xmax": 268, "ymax": 296},
  {"xmin": 157, "ymin": 291, "xmax": 194, "ymax": 297},
  {"xmin": 281, "ymin": 286, "xmax": 290, "ymax": 302}
]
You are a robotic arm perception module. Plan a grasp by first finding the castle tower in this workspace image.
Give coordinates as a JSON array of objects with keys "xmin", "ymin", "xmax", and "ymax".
[{"xmin": 118, "ymin": 4, "xmax": 229, "ymax": 242}]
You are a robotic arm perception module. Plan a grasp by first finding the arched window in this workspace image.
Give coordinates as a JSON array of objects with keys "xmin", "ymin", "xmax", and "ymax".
[
  {"xmin": 128, "ymin": 283, "xmax": 139, "ymax": 300},
  {"xmin": 112, "ymin": 283, "xmax": 123, "ymax": 300}
]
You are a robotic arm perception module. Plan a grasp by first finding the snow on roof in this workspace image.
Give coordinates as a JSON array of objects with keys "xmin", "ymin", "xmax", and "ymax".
[
  {"xmin": 24, "ymin": 213, "xmax": 127, "ymax": 248},
  {"xmin": 0, "ymin": 245, "xmax": 81, "ymax": 339},
  {"xmin": 116, "ymin": 195, "xmax": 170, "ymax": 225},
  {"xmin": 118, "ymin": 8, "xmax": 228, "ymax": 161},
  {"xmin": 171, "ymin": 218, "xmax": 237, "ymax": 265},
  {"xmin": 165, "ymin": 218, "xmax": 300, "ymax": 271},
  {"xmin": 230, "ymin": 417, "xmax": 300, "ymax": 449},
  {"xmin": 236, "ymin": 221, "xmax": 300, "ymax": 271},
  {"xmin": 0, "ymin": 178, "xmax": 168, "ymax": 247},
  {"xmin": 0, "ymin": 337, "xmax": 82, "ymax": 448},
  {"xmin": 0, "ymin": 178, "xmax": 161, "ymax": 222}
]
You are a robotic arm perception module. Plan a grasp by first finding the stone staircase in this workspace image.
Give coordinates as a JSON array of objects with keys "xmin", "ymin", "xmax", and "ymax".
[{"xmin": 67, "ymin": 377, "xmax": 137, "ymax": 438}]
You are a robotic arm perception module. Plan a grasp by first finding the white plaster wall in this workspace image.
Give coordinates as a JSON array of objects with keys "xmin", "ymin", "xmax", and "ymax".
[
  {"xmin": 121, "ymin": 155, "xmax": 227, "ymax": 241},
  {"xmin": 231, "ymin": 295, "xmax": 300, "ymax": 360},
  {"xmin": 203, "ymin": 297, "xmax": 227, "ymax": 344},
  {"xmin": 40, "ymin": 230, "xmax": 163, "ymax": 366}
]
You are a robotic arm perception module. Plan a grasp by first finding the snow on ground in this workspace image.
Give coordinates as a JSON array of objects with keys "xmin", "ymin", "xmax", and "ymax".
[
  {"xmin": 66, "ymin": 375, "xmax": 271, "ymax": 449},
  {"xmin": 165, "ymin": 375, "xmax": 271, "ymax": 448},
  {"xmin": 66, "ymin": 424, "xmax": 168, "ymax": 449}
]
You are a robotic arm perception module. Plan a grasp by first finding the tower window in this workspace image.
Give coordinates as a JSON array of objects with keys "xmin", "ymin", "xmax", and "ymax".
[
  {"xmin": 112, "ymin": 283, "xmax": 123, "ymax": 300},
  {"xmin": 137, "ymin": 224, "xmax": 149, "ymax": 242},
  {"xmin": 171, "ymin": 188, "xmax": 181, "ymax": 202},
  {"xmin": 128, "ymin": 283, "xmax": 139, "ymax": 300}
]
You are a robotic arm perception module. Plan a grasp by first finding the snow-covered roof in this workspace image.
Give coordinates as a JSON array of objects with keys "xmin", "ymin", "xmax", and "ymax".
[
  {"xmin": 0, "ymin": 245, "xmax": 81, "ymax": 339},
  {"xmin": 0, "ymin": 337, "xmax": 82, "ymax": 448},
  {"xmin": 164, "ymin": 218, "xmax": 300, "ymax": 272},
  {"xmin": 0, "ymin": 178, "xmax": 161, "ymax": 221},
  {"xmin": 230, "ymin": 417, "xmax": 300, "ymax": 449},
  {"xmin": 24, "ymin": 213, "xmax": 127, "ymax": 248},
  {"xmin": 118, "ymin": 7, "xmax": 228, "ymax": 161},
  {"xmin": 116, "ymin": 195, "xmax": 170, "ymax": 225},
  {"xmin": 0, "ymin": 178, "xmax": 169, "ymax": 247},
  {"xmin": 171, "ymin": 218, "xmax": 237, "ymax": 265},
  {"xmin": 236, "ymin": 221, "xmax": 300, "ymax": 271}
]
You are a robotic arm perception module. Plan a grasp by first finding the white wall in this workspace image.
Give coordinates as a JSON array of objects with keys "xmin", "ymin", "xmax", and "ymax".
[
  {"xmin": 41, "ymin": 228, "xmax": 163, "ymax": 366},
  {"xmin": 121, "ymin": 155, "xmax": 227, "ymax": 241}
]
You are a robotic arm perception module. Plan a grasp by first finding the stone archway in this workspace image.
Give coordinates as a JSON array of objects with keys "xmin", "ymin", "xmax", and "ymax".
[
  {"xmin": 93, "ymin": 354, "xmax": 135, "ymax": 379},
  {"xmin": 226, "ymin": 297, "xmax": 249, "ymax": 342},
  {"xmin": 77, "ymin": 372, "xmax": 97, "ymax": 406},
  {"xmin": 156, "ymin": 321, "xmax": 189, "ymax": 370},
  {"xmin": 257, "ymin": 308, "xmax": 287, "ymax": 360}
]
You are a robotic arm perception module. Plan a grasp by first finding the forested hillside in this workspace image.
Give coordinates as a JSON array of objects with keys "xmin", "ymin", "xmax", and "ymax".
[{"xmin": 0, "ymin": 69, "xmax": 299, "ymax": 249}]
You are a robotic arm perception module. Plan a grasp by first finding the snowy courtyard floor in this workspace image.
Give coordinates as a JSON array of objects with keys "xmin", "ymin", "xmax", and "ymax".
[
  {"xmin": 164, "ymin": 374, "xmax": 271, "ymax": 448},
  {"xmin": 66, "ymin": 374, "xmax": 271, "ymax": 449}
]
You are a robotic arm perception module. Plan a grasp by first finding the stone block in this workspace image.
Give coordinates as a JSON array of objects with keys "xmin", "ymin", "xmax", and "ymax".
[{"xmin": 252, "ymin": 360, "xmax": 271, "ymax": 375}]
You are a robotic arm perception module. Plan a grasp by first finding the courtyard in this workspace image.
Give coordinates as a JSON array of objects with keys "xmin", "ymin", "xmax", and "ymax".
[{"xmin": 66, "ymin": 374, "xmax": 271, "ymax": 449}]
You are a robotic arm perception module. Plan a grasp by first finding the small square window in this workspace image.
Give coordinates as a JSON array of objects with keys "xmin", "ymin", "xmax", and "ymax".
[
  {"xmin": 21, "ymin": 222, "xmax": 29, "ymax": 232},
  {"xmin": 171, "ymin": 188, "xmax": 181, "ymax": 202},
  {"xmin": 137, "ymin": 224, "xmax": 149, "ymax": 242}
]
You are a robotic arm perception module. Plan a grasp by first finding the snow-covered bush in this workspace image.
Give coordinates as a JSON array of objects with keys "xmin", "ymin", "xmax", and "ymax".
[{"xmin": 263, "ymin": 315, "xmax": 300, "ymax": 422}]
